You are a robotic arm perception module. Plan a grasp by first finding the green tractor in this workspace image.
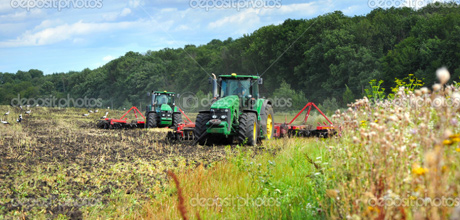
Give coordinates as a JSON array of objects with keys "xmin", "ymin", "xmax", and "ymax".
[
  {"xmin": 194, "ymin": 73, "xmax": 274, "ymax": 146},
  {"xmin": 145, "ymin": 91, "xmax": 182, "ymax": 128}
]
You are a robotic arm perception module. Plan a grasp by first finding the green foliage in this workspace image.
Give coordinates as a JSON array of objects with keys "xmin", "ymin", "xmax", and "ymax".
[
  {"xmin": 364, "ymin": 79, "xmax": 386, "ymax": 102},
  {"xmin": 342, "ymin": 85, "xmax": 355, "ymax": 105},
  {"xmin": 1, "ymin": 4, "xmax": 460, "ymax": 109},
  {"xmin": 271, "ymin": 81, "xmax": 308, "ymax": 112},
  {"xmin": 317, "ymin": 97, "xmax": 339, "ymax": 116}
]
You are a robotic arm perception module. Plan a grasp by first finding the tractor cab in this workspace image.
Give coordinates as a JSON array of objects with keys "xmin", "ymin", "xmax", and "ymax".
[
  {"xmin": 194, "ymin": 73, "xmax": 273, "ymax": 146},
  {"xmin": 218, "ymin": 74, "xmax": 260, "ymax": 110}
]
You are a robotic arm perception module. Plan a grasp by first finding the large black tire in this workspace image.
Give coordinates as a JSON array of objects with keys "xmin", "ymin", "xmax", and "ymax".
[
  {"xmin": 147, "ymin": 112, "xmax": 157, "ymax": 128},
  {"xmin": 172, "ymin": 113, "xmax": 182, "ymax": 128},
  {"xmin": 238, "ymin": 112, "xmax": 258, "ymax": 146},
  {"xmin": 194, "ymin": 113, "xmax": 211, "ymax": 145},
  {"xmin": 262, "ymin": 104, "xmax": 275, "ymax": 140}
]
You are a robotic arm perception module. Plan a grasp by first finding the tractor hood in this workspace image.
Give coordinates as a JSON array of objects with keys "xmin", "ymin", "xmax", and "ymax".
[
  {"xmin": 160, "ymin": 104, "xmax": 173, "ymax": 112},
  {"xmin": 211, "ymin": 95, "xmax": 239, "ymax": 109}
]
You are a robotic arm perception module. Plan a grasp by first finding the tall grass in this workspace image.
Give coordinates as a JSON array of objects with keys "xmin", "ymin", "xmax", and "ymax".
[{"xmin": 140, "ymin": 138, "xmax": 331, "ymax": 219}]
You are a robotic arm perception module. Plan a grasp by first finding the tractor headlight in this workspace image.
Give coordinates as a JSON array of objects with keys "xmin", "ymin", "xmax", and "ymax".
[
  {"xmin": 167, "ymin": 114, "xmax": 171, "ymax": 117},
  {"xmin": 162, "ymin": 114, "xmax": 165, "ymax": 117},
  {"xmin": 212, "ymin": 115, "xmax": 217, "ymax": 119},
  {"xmin": 224, "ymin": 109, "xmax": 229, "ymax": 112},
  {"xmin": 221, "ymin": 115, "xmax": 227, "ymax": 120}
]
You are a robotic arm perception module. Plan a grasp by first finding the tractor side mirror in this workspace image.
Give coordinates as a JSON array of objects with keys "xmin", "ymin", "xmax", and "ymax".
[
  {"xmin": 208, "ymin": 77, "xmax": 212, "ymax": 84},
  {"xmin": 147, "ymin": 92, "xmax": 150, "ymax": 96},
  {"xmin": 258, "ymin": 78, "xmax": 263, "ymax": 84}
]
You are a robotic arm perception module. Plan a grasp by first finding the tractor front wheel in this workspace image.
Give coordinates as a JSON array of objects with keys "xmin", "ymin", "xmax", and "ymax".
[
  {"xmin": 194, "ymin": 113, "xmax": 211, "ymax": 145},
  {"xmin": 238, "ymin": 112, "xmax": 258, "ymax": 146},
  {"xmin": 147, "ymin": 112, "xmax": 157, "ymax": 128},
  {"xmin": 172, "ymin": 113, "xmax": 182, "ymax": 128}
]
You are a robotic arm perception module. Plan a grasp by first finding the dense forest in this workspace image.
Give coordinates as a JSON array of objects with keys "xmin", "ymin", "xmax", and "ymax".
[{"xmin": 1, "ymin": 3, "xmax": 460, "ymax": 112}]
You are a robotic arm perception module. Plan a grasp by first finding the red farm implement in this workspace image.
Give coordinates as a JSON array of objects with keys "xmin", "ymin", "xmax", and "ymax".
[
  {"xmin": 273, "ymin": 102, "xmax": 336, "ymax": 138},
  {"xmin": 166, "ymin": 108, "xmax": 196, "ymax": 141},
  {"xmin": 97, "ymin": 106, "xmax": 145, "ymax": 129}
]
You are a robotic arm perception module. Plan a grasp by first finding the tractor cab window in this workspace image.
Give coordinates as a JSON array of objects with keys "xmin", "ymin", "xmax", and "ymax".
[
  {"xmin": 155, "ymin": 94, "xmax": 172, "ymax": 105},
  {"xmin": 220, "ymin": 79, "xmax": 251, "ymax": 97}
]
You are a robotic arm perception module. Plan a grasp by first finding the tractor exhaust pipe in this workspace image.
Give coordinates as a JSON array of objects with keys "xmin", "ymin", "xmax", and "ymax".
[{"xmin": 211, "ymin": 73, "xmax": 218, "ymax": 99}]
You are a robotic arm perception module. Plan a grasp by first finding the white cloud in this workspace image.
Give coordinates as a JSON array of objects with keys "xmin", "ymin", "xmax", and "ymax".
[
  {"xmin": 129, "ymin": 0, "xmax": 144, "ymax": 8},
  {"xmin": 103, "ymin": 55, "xmax": 115, "ymax": 61},
  {"xmin": 0, "ymin": 20, "xmax": 138, "ymax": 48},
  {"xmin": 175, "ymin": 24, "xmax": 192, "ymax": 31},
  {"xmin": 120, "ymin": 8, "xmax": 132, "ymax": 16},
  {"xmin": 33, "ymin": 19, "xmax": 64, "ymax": 30},
  {"xmin": 0, "ymin": 1, "xmax": 13, "ymax": 13},
  {"xmin": 208, "ymin": 9, "xmax": 261, "ymax": 34}
]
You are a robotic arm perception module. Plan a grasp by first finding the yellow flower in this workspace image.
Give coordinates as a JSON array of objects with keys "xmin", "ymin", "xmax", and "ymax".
[
  {"xmin": 456, "ymin": 148, "xmax": 460, "ymax": 152},
  {"xmin": 449, "ymin": 134, "xmax": 460, "ymax": 139},
  {"xmin": 412, "ymin": 167, "xmax": 428, "ymax": 176},
  {"xmin": 452, "ymin": 137, "xmax": 460, "ymax": 143},
  {"xmin": 443, "ymin": 139, "xmax": 453, "ymax": 145}
]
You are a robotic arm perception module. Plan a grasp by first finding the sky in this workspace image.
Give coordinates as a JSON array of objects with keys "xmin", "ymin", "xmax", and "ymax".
[{"xmin": 0, "ymin": 0, "xmax": 434, "ymax": 74}]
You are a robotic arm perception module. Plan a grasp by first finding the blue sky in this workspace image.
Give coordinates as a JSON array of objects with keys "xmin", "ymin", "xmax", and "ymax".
[{"xmin": 0, "ymin": 0, "xmax": 426, "ymax": 74}]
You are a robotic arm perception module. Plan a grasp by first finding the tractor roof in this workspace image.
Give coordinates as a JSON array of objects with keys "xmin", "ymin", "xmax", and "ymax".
[
  {"xmin": 219, "ymin": 73, "xmax": 260, "ymax": 79},
  {"xmin": 153, "ymin": 91, "xmax": 175, "ymax": 94}
]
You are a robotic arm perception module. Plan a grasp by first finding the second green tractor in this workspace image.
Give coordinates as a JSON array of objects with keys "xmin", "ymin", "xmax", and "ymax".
[{"xmin": 145, "ymin": 91, "xmax": 182, "ymax": 128}]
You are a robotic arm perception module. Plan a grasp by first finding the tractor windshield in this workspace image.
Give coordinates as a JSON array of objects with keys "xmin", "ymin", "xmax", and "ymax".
[
  {"xmin": 220, "ymin": 79, "xmax": 252, "ymax": 98},
  {"xmin": 155, "ymin": 94, "xmax": 172, "ymax": 106}
]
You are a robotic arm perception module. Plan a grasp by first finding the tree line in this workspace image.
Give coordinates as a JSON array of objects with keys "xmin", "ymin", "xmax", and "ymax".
[{"xmin": 1, "ymin": 3, "xmax": 459, "ymax": 112}]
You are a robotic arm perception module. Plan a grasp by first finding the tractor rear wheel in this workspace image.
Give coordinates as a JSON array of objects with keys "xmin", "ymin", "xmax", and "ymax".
[
  {"xmin": 172, "ymin": 113, "xmax": 182, "ymax": 128},
  {"xmin": 263, "ymin": 104, "xmax": 275, "ymax": 140},
  {"xmin": 195, "ymin": 113, "xmax": 211, "ymax": 145},
  {"xmin": 147, "ymin": 112, "xmax": 157, "ymax": 128},
  {"xmin": 238, "ymin": 112, "xmax": 258, "ymax": 146}
]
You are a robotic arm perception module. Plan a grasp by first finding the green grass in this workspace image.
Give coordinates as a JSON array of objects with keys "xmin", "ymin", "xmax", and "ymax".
[{"xmin": 141, "ymin": 138, "xmax": 332, "ymax": 219}]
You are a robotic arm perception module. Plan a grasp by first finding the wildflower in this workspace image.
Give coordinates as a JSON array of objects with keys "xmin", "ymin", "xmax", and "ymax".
[
  {"xmin": 326, "ymin": 189, "xmax": 339, "ymax": 198},
  {"xmin": 443, "ymin": 139, "xmax": 454, "ymax": 145},
  {"xmin": 412, "ymin": 167, "xmax": 428, "ymax": 176},
  {"xmin": 388, "ymin": 115, "xmax": 399, "ymax": 122},
  {"xmin": 352, "ymin": 136, "xmax": 360, "ymax": 144},
  {"xmin": 436, "ymin": 67, "xmax": 450, "ymax": 85},
  {"xmin": 433, "ymin": 83, "xmax": 441, "ymax": 92},
  {"xmin": 456, "ymin": 148, "xmax": 460, "ymax": 152},
  {"xmin": 420, "ymin": 87, "xmax": 429, "ymax": 94},
  {"xmin": 444, "ymin": 129, "xmax": 453, "ymax": 139}
]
